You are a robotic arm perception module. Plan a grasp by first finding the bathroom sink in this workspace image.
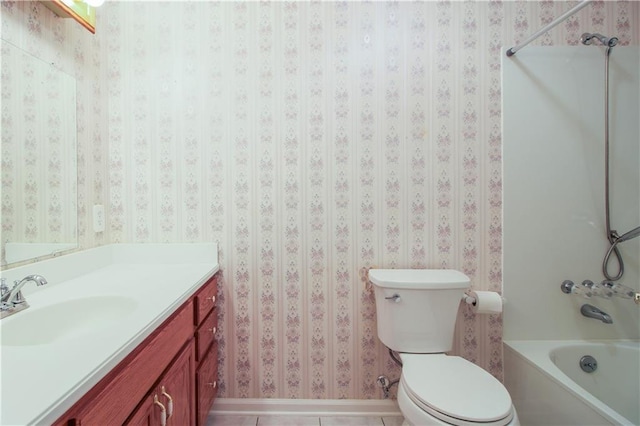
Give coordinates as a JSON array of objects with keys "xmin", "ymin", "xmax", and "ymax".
[{"xmin": 0, "ymin": 296, "xmax": 137, "ymax": 346}]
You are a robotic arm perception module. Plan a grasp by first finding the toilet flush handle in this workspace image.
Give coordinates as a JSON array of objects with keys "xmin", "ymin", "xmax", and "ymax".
[{"xmin": 385, "ymin": 293, "xmax": 401, "ymax": 303}]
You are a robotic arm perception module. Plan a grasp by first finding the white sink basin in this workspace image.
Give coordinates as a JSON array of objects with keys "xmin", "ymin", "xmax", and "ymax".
[{"xmin": 1, "ymin": 296, "xmax": 137, "ymax": 346}]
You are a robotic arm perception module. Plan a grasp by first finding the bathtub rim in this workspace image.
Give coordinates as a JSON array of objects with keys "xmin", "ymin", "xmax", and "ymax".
[{"xmin": 503, "ymin": 339, "xmax": 639, "ymax": 426}]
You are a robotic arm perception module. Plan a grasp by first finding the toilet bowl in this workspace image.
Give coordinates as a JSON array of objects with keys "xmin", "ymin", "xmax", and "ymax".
[
  {"xmin": 368, "ymin": 269, "xmax": 519, "ymax": 426},
  {"xmin": 397, "ymin": 354, "xmax": 518, "ymax": 425}
]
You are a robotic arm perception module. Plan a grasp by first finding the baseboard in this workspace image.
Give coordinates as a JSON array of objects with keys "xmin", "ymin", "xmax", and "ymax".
[{"xmin": 211, "ymin": 398, "xmax": 402, "ymax": 417}]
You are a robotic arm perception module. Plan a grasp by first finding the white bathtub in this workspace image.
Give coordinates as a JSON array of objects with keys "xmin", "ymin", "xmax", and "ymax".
[{"xmin": 504, "ymin": 340, "xmax": 639, "ymax": 426}]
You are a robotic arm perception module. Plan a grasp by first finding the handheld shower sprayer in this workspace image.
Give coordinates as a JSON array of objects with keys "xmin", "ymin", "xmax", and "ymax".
[
  {"xmin": 581, "ymin": 33, "xmax": 619, "ymax": 47},
  {"xmin": 614, "ymin": 226, "xmax": 640, "ymax": 244},
  {"xmin": 582, "ymin": 31, "xmax": 632, "ymax": 281},
  {"xmin": 603, "ymin": 225, "xmax": 640, "ymax": 281}
]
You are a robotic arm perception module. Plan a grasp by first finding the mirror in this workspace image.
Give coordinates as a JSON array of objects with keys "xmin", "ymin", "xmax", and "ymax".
[{"xmin": 1, "ymin": 40, "xmax": 78, "ymax": 267}]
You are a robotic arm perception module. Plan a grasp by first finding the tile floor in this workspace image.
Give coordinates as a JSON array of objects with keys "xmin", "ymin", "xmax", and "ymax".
[{"xmin": 207, "ymin": 414, "xmax": 404, "ymax": 426}]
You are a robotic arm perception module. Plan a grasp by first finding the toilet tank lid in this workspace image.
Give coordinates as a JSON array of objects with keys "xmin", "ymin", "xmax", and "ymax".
[{"xmin": 368, "ymin": 269, "xmax": 470, "ymax": 290}]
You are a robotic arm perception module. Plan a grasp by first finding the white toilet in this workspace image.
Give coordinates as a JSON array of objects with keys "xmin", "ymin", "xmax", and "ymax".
[{"xmin": 368, "ymin": 269, "xmax": 519, "ymax": 426}]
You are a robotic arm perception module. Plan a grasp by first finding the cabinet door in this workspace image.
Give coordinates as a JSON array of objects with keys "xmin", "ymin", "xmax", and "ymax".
[
  {"xmin": 160, "ymin": 341, "xmax": 195, "ymax": 426},
  {"xmin": 126, "ymin": 395, "xmax": 159, "ymax": 426},
  {"xmin": 196, "ymin": 342, "xmax": 218, "ymax": 426},
  {"xmin": 125, "ymin": 342, "xmax": 194, "ymax": 426}
]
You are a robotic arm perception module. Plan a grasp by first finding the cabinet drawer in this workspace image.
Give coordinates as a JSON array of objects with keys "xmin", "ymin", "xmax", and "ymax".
[
  {"xmin": 196, "ymin": 309, "xmax": 218, "ymax": 362},
  {"xmin": 195, "ymin": 277, "xmax": 217, "ymax": 325},
  {"xmin": 196, "ymin": 343, "xmax": 218, "ymax": 426}
]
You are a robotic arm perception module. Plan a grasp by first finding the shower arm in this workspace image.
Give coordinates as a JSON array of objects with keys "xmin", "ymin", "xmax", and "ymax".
[{"xmin": 506, "ymin": 0, "xmax": 593, "ymax": 57}]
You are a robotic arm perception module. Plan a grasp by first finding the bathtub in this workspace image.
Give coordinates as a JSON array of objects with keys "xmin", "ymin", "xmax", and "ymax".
[{"xmin": 504, "ymin": 340, "xmax": 639, "ymax": 426}]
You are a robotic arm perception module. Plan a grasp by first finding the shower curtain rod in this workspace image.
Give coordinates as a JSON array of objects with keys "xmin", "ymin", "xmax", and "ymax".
[{"xmin": 506, "ymin": 0, "xmax": 593, "ymax": 57}]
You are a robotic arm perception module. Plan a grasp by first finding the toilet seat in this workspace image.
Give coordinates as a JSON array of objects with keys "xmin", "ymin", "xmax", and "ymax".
[{"xmin": 400, "ymin": 354, "xmax": 514, "ymax": 426}]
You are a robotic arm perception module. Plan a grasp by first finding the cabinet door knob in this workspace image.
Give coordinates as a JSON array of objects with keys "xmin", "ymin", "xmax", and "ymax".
[
  {"xmin": 208, "ymin": 381, "xmax": 217, "ymax": 389},
  {"xmin": 208, "ymin": 326, "xmax": 217, "ymax": 335},
  {"xmin": 206, "ymin": 295, "xmax": 216, "ymax": 304},
  {"xmin": 161, "ymin": 386, "xmax": 174, "ymax": 419},
  {"xmin": 153, "ymin": 394, "xmax": 167, "ymax": 426}
]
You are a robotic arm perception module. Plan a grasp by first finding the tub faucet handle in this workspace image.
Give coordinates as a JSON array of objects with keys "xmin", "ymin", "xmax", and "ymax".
[
  {"xmin": 560, "ymin": 280, "xmax": 574, "ymax": 294},
  {"xmin": 561, "ymin": 280, "xmax": 595, "ymax": 298},
  {"xmin": 601, "ymin": 281, "xmax": 637, "ymax": 300}
]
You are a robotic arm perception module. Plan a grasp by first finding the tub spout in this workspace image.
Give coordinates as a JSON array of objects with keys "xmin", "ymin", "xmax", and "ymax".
[{"xmin": 580, "ymin": 304, "xmax": 613, "ymax": 324}]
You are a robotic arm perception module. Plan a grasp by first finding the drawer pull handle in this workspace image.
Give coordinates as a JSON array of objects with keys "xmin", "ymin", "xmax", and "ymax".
[
  {"xmin": 206, "ymin": 296, "xmax": 216, "ymax": 304},
  {"xmin": 161, "ymin": 386, "xmax": 174, "ymax": 419},
  {"xmin": 208, "ymin": 326, "xmax": 217, "ymax": 334},
  {"xmin": 153, "ymin": 395, "xmax": 167, "ymax": 426},
  {"xmin": 208, "ymin": 381, "xmax": 217, "ymax": 389}
]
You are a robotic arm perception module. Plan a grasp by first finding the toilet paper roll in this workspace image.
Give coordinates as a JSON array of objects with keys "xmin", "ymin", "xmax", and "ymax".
[{"xmin": 469, "ymin": 291, "xmax": 503, "ymax": 314}]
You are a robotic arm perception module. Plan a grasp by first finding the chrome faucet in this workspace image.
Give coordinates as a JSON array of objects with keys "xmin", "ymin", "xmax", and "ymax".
[
  {"xmin": 1, "ymin": 275, "xmax": 48, "ymax": 319},
  {"xmin": 580, "ymin": 304, "xmax": 613, "ymax": 324}
]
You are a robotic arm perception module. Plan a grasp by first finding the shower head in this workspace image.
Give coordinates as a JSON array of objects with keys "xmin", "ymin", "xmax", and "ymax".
[
  {"xmin": 581, "ymin": 32, "xmax": 619, "ymax": 47},
  {"xmin": 616, "ymin": 226, "xmax": 640, "ymax": 243}
]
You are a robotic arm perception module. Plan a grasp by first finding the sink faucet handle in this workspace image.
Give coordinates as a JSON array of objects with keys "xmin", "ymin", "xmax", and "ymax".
[
  {"xmin": 12, "ymin": 290, "xmax": 25, "ymax": 304},
  {"xmin": 0, "ymin": 278, "xmax": 8, "ymax": 295}
]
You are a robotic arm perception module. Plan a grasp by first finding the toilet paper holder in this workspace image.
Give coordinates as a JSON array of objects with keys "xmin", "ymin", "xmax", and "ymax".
[
  {"xmin": 462, "ymin": 292, "xmax": 478, "ymax": 306},
  {"xmin": 461, "ymin": 290, "xmax": 505, "ymax": 314},
  {"xmin": 461, "ymin": 291, "xmax": 505, "ymax": 306}
]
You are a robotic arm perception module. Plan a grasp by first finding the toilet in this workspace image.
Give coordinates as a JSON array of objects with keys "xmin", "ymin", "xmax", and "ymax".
[{"xmin": 368, "ymin": 269, "xmax": 519, "ymax": 426}]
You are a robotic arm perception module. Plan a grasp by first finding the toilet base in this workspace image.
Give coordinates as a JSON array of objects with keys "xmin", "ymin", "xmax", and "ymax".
[{"xmin": 397, "ymin": 379, "xmax": 520, "ymax": 426}]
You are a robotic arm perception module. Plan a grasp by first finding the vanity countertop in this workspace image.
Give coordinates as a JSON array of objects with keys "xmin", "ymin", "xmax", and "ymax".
[{"xmin": 0, "ymin": 243, "xmax": 219, "ymax": 426}]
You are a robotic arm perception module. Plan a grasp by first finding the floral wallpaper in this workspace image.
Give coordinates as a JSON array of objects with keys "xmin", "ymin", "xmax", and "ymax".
[
  {"xmin": 103, "ymin": 1, "xmax": 637, "ymax": 399},
  {"xmin": 2, "ymin": 0, "xmax": 638, "ymax": 401}
]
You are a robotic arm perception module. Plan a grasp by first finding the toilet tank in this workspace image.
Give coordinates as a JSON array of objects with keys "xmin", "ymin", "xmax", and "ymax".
[{"xmin": 368, "ymin": 269, "xmax": 470, "ymax": 353}]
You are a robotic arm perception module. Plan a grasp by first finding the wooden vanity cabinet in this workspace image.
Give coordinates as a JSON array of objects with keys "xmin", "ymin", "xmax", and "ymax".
[
  {"xmin": 194, "ymin": 277, "xmax": 219, "ymax": 426},
  {"xmin": 54, "ymin": 275, "xmax": 218, "ymax": 426}
]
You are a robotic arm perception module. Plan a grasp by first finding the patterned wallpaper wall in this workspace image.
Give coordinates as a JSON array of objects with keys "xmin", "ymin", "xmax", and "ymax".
[
  {"xmin": 3, "ymin": 0, "xmax": 638, "ymax": 401},
  {"xmin": 103, "ymin": 1, "xmax": 638, "ymax": 400}
]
